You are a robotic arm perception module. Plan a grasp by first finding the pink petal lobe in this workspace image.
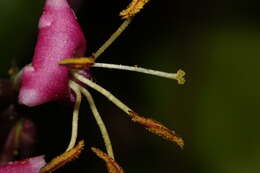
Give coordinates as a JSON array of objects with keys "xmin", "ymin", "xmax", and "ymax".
[
  {"xmin": 0, "ymin": 156, "xmax": 46, "ymax": 173},
  {"xmin": 19, "ymin": 0, "xmax": 86, "ymax": 107}
]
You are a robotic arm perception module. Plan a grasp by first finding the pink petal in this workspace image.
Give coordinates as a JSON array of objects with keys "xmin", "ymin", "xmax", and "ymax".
[
  {"xmin": 19, "ymin": 0, "xmax": 86, "ymax": 107},
  {"xmin": 0, "ymin": 156, "xmax": 46, "ymax": 173}
]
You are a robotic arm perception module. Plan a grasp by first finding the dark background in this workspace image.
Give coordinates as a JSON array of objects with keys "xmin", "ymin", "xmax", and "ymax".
[{"xmin": 0, "ymin": 0, "xmax": 259, "ymax": 173}]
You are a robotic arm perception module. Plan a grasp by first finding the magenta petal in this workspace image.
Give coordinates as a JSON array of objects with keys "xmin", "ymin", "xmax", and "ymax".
[
  {"xmin": 19, "ymin": 0, "xmax": 86, "ymax": 107},
  {"xmin": 0, "ymin": 156, "xmax": 46, "ymax": 173}
]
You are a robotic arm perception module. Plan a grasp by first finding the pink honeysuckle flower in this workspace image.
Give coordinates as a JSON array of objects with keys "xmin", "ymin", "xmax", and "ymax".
[
  {"xmin": 16, "ymin": 0, "xmax": 185, "ymax": 171},
  {"xmin": 0, "ymin": 156, "xmax": 46, "ymax": 173},
  {"xmin": 19, "ymin": 0, "xmax": 86, "ymax": 107}
]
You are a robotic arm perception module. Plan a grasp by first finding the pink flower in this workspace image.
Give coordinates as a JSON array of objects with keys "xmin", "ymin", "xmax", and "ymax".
[
  {"xmin": 0, "ymin": 156, "xmax": 46, "ymax": 173},
  {"xmin": 19, "ymin": 0, "xmax": 86, "ymax": 107}
]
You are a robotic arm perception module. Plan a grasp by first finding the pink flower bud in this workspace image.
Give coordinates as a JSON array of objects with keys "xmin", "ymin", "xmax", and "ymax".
[
  {"xmin": 19, "ymin": 0, "xmax": 86, "ymax": 107},
  {"xmin": 0, "ymin": 119, "xmax": 36, "ymax": 165},
  {"xmin": 0, "ymin": 156, "xmax": 46, "ymax": 173}
]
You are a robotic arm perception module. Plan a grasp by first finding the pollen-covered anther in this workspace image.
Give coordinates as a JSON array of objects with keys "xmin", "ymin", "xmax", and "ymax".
[
  {"xmin": 91, "ymin": 147, "xmax": 125, "ymax": 173},
  {"xmin": 40, "ymin": 140, "xmax": 84, "ymax": 173},
  {"xmin": 120, "ymin": 0, "xmax": 150, "ymax": 19},
  {"xmin": 129, "ymin": 111, "xmax": 184, "ymax": 149},
  {"xmin": 59, "ymin": 57, "xmax": 95, "ymax": 69},
  {"xmin": 176, "ymin": 69, "xmax": 186, "ymax": 85}
]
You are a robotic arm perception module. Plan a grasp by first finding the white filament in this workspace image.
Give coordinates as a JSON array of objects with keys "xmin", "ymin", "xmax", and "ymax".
[
  {"xmin": 73, "ymin": 73, "xmax": 133, "ymax": 116},
  {"xmin": 66, "ymin": 80, "xmax": 82, "ymax": 151},
  {"xmin": 93, "ymin": 63, "xmax": 178, "ymax": 80},
  {"xmin": 78, "ymin": 85, "xmax": 115, "ymax": 159}
]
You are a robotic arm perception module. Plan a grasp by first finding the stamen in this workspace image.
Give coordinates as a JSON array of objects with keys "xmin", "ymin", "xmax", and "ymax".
[
  {"xmin": 93, "ymin": 63, "xmax": 186, "ymax": 84},
  {"xmin": 72, "ymin": 73, "xmax": 184, "ymax": 147},
  {"xmin": 73, "ymin": 82, "xmax": 115, "ymax": 159},
  {"xmin": 73, "ymin": 73, "xmax": 133, "ymax": 115},
  {"xmin": 94, "ymin": 18, "xmax": 132, "ymax": 59},
  {"xmin": 129, "ymin": 111, "xmax": 184, "ymax": 148},
  {"xmin": 66, "ymin": 81, "xmax": 82, "ymax": 151},
  {"xmin": 59, "ymin": 57, "xmax": 95, "ymax": 69},
  {"xmin": 175, "ymin": 69, "xmax": 186, "ymax": 85},
  {"xmin": 91, "ymin": 147, "xmax": 125, "ymax": 173},
  {"xmin": 120, "ymin": 0, "xmax": 150, "ymax": 19},
  {"xmin": 40, "ymin": 141, "xmax": 84, "ymax": 173}
]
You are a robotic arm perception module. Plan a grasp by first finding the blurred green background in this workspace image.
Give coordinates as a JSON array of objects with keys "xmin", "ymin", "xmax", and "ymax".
[{"xmin": 1, "ymin": 0, "xmax": 259, "ymax": 173}]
